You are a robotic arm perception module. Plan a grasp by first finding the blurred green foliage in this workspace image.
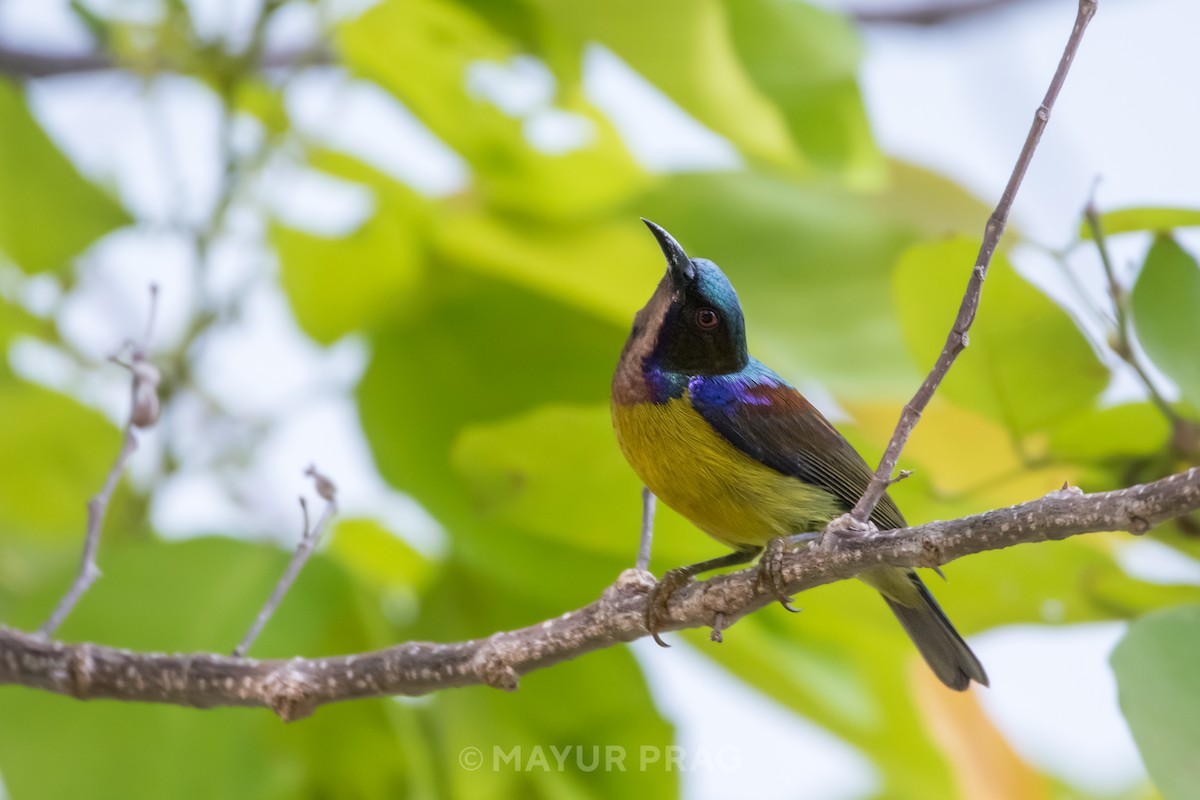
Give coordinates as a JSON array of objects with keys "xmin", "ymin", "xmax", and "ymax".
[
  {"xmin": 1131, "ymin": 236, "xmax": 1200, "ymax": 414},
  {"xmin": 0, "ymin": 81, "xmax": 130, "ymax": 273},
  {"xmin": 1112, "ymin": 605, "xmax": 1200, "ymax": 800},
  {"xmin": 1, "ymin": 1, "xmax": 1199, "ymax": 799}
]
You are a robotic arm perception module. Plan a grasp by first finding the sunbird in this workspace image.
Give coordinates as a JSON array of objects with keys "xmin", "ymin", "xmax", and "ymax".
[{"xmin": 611, "ymin": 219, "xmax": 987, "ymax": 691}]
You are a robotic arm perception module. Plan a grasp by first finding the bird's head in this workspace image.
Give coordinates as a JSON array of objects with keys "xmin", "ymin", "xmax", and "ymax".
[{"xmin": 624, "ymin": 219, "xmax": 749, "ymax": 376}]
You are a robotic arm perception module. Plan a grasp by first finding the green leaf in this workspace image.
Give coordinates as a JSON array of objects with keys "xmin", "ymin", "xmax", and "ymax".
[
  {"xmin": 430, "ymin": 212, "xmax": 650, "ymax": 326},
  {"xmin": 358, "ymin": 269, "xmax": 623, "ymax": 519},
  {"xmin": 0, "ymin": 80, "xmax": 130, "ymax": 272},
  {"xmin": 1130, "ymin": 236, "xmax": 1200, "ymax": 412},
  {"xmin": 451, "ymin": 404, "xmax": 717, "ymax": 568},
  {"xmin": 525, "ymin": 0, "xmax": 803, "ymax": 171},
  {"xmin": 723, "ymin": 0, "xmax": 882, "ymax": 182},
  {"xmin": 452, "ymin": 405, "xmax": 635, "ymax": 556},
  {"xmin": 0, "ymin": 378, "xmax": 120, "ymax": 541},
  {"xmin": 1088, "ymin": 568, "xmax": 1200, "ymax": 617},
  {"xmin": 274, "ymin": 173, "xmax": 429, "ymax": 343},
  {"xmin": 893, "ymin": 237, "xmax": 1108, "ymax": 435},
  {"xmin": 1112, "ymin": 604, "xmax": 1200, "ymax": 800},
  {"xmin": 234, "ymin": 79, "xmax": 289, "ymax": 135},
  {"xmin": 327, "ymin": 517, "xmax": 432, "ymax": 593},
  {"xmin": 1081, "ymin": 207, "xmax": 1200, "ymax": 239},
  {"xmin": 867, "ymin": 160, "xmax": 994, "ymax": 240},
  {"xmin": 0, "ymin": 296, "xmax": 47, "ymax": 377},
  {"xmin": 336, "ymin": 0, "xmax": 646, "ymax": 220},
  {"xmin": 1048, "ymin": 402, "xmax": 1171, "ymax": 462}
]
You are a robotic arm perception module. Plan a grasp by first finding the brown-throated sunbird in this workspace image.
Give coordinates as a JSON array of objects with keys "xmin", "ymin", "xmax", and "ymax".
[{"xmin": 611, "ymin": 219, "xmax": 987, "ymax": 691}]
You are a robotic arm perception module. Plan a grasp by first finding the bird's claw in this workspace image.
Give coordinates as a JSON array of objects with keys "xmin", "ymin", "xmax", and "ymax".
[
  {"xmin": 645, "ymin": 567, "xmax": 693, "ymax": 647},
  {"xmin": 756, "ymin": 537, "xmax": 802, "ymax": 613},
  {"xmin": 710, "ymin": 611, "xmax": 727, "ymax": 643}
]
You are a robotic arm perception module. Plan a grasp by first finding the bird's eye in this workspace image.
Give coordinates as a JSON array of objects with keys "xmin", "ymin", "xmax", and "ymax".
[{"xmin": 696, "ymin": 307, "xmax": 719, "ymax": 330}]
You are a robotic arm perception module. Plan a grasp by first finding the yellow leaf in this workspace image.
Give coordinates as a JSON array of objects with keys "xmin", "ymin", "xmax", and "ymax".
[{"xmin": 912, "ymin": 660, "xmax": 1049, "ymax": 800}]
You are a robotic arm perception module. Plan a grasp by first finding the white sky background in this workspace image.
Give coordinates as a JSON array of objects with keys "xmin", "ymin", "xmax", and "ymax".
[{"xmin": 2, "ymin": 0, "xmax": 1200, "ymax": 798}]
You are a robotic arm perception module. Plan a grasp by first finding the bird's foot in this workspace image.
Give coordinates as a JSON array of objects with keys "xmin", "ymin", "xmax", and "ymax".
[
  {"xmin": 819, "ymin": 514, "xmax": 875, "ymax": 551},
  {"xmin": 756, "ymin": 537, "xmax": 802, "ymax": 613},
  {"xmin": 644, "ymin": 567, "xmax": 694, "ymax": 647}
]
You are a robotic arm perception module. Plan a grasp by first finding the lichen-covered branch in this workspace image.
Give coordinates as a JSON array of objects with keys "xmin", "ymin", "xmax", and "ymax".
[{"xmin": 3, "ymin": 466, "xmax": 1196, "ymax": 722}]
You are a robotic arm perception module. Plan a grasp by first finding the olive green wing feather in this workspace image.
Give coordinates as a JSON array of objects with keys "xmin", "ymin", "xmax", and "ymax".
[{"xmin": 690, "ymin": 364, "xmax": 906, "ymax": 532}]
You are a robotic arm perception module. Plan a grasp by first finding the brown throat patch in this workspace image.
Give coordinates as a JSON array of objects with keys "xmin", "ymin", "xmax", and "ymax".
[{"xmin": 612, "ymin": 274, "xmax": 673, "ymax": 405}]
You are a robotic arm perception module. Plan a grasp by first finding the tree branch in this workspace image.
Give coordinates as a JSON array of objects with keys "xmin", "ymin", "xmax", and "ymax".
[
  {"xmin": 850, "ymin": 0, "xmax": 1097, "ymax": 526},
  {"xmin": 3, "ymin": 465, "xmax": 1196, "ymax": 722}
]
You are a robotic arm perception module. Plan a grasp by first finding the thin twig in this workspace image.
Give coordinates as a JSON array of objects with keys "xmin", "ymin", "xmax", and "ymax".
[
  {"xmin": 37, "ymin": 429, "xmax": 138, "ymax": 637},
  {"xmin": 233, "ymin": 466, "xmax": 339, "ymax": 657},
  {"xmin": 851, "ymin": 0, "xmax": 1097, "ymax": 526},
  {"xmin": 636, "ymin": 487, "xmax": 656, "ymax": 571},
  {"xmin": 0, "ymin": 44, "xmax": 326, "ymax": 79},
  {"xmin": 5, "ymin": 466, "xmax": 1198, "ymax": 721},
  {"xmin": 38, "ymin": 286, "xmax": 161, "ymax": 637},
  {"xmin": 850, "ymin": 0, "xmax": 1034, "ymax": 26},
  {"xmin": 1083, "ymin": 195, "xmax": 1183, "ymax": 427}
]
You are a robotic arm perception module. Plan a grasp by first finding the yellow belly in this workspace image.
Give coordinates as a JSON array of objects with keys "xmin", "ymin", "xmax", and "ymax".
[{"xmin": 612, "ymin": 396, "xmax": 842, "ymax": 549}]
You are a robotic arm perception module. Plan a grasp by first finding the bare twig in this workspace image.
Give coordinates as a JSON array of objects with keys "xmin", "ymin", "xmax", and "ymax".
[
  {"xmin": 850, "ymin": 0, "xmax": 1097, "ymax": 526},
  {"xmin": 5, "ymin": 466, "xmax": 1198, "ymax": 721},
  {"xmin": 233, "ymin": 466, "xmax": 338, "ymax": 657},
  {"xmin": 0, "ymin": 44, "xmax": 326, "ymax": 79},
  {"xmin": 1083, "ymin": 196, "xmax": 1183, "ymax": 427},
  {"xmin": 636, "ymin": 487, "xmax": 656, "ymax": 571},
  {"xmin": 849, "ymin": 0, "xmax": 1034, "ymax": 26},
  {"xmin": 38, "ymin": 286, "xmax": 161, "ymax": 638}
]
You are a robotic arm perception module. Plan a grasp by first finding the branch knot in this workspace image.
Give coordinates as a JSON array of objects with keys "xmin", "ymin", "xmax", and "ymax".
[
  {"xmin": 473, "ymin": 637, "xmax": 520, "ymax": 692},
  {"xmin": 67, "ymin": 642, "xmax": 95, "ymax": 699},
  {"xmin": 262, "ymin": 662, "xmax": 318, "ymax": 722}
]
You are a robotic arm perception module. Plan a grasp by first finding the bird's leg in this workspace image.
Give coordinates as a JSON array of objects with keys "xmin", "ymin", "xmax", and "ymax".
[
  {"xmin": 645, "ymin": 548, "xmax": 761, "ymax": 647},
  {"xmin": 636, "ymin": 487, "xmax": 656, "ymax": 571},
  {"xmin": 755, "ymin": 536, "xmax": 805, "ymax": 613}
]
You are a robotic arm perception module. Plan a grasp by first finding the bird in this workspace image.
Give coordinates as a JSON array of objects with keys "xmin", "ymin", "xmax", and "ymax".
[{"xmin": 610, "ymin": 218, "xmax": 988, "ymax": 691}]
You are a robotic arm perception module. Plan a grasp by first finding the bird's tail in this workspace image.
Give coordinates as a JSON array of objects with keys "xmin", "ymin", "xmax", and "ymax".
[{"xmin": 862, "ymin": 567, "xmax": 988, "ymax": 691}]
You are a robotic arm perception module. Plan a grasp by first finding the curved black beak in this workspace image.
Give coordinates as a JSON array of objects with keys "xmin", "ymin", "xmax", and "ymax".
[{"xmin": 641, "ymin": 218, "xmax": 696, "ymax": 289}]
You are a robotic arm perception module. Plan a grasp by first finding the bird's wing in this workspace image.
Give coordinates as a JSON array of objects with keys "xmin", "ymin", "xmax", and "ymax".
[{"xmin": 689, "ymin": 363, "xmax": 907, "ymax": 532}]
